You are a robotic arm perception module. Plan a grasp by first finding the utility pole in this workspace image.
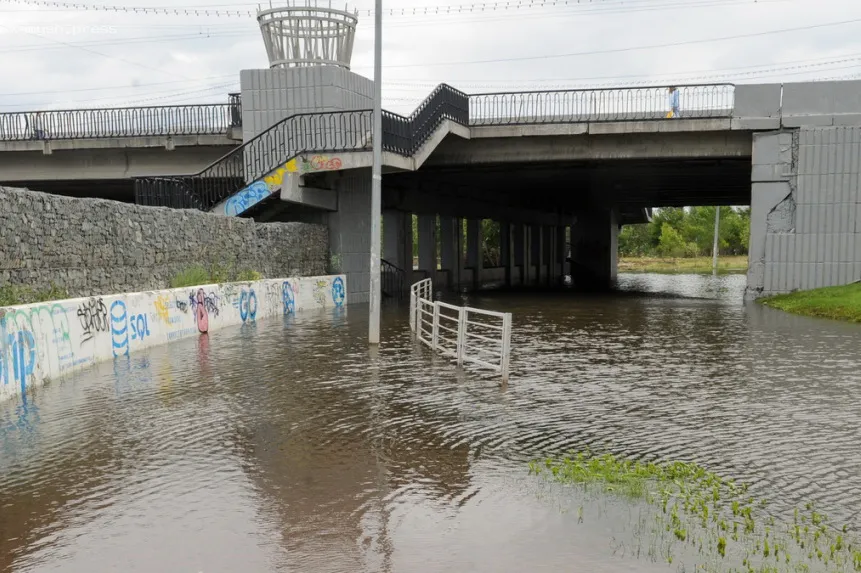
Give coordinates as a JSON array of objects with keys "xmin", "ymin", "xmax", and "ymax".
[
  {"xmin": 368, "ymin": 0, "xmax": 383, "ymax": 345},
  {"xmin": 712, "ymin": 206, "xmax": 721, "ymax": 275}
]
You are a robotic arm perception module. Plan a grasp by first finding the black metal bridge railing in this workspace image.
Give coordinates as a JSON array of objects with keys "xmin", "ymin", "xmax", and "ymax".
[{"xmin": 0, "ymin": 99, "xmax": 241, "ymax": 141}]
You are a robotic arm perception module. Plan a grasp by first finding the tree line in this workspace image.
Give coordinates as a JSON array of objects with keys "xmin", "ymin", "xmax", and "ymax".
[{"xmin": 619, "ymin": 206, "xmax": 750, "ymax": 258}]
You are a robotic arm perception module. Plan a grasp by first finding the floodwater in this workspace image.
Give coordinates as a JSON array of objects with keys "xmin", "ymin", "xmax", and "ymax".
[{"xmin": 3, "ymin": 273, "xmax": 861, "ymax": 573}]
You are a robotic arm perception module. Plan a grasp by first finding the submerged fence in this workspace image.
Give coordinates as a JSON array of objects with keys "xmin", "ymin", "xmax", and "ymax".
[{"xmin": 409, "ymin": 279, "xmax": 512, "ymax": 382}]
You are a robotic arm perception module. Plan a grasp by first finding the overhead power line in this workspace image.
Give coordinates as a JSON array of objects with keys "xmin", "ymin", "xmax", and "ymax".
[
  {"xmin": 353, "ymin": 16, "xmax": 861, "ymax": 69},
  {"xmin": 0, "ymin": 0, "xmax": 813, "ymax": 18}
]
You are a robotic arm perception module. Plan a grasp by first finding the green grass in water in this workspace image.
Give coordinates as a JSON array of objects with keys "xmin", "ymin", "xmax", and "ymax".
[
  {"xmin": 760, "ymin": 283, "xmax": 861, "ymax": 323},
  {"xmin": 530, "ymin": 451, "xmax": 861, "ymax": 572}
]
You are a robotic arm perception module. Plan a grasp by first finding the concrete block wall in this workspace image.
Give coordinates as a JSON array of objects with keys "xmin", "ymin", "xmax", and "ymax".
[
  {"xmin": 328, "ymin": 170, "xmax": 372, "ymax": 303},
  {"xmin": 747, "ymin": 126, "xmax": 861, "ymax": 297},
  {"xmin": 0, "ymin": 186, "xmax": 328, "ymax": 299},
  {"xmin": 0, "ymin": 274, "xmax": 347, "ymax": 403},
  {"xmin": 239, "ymin": 67, "xmax": 374, "ymax": 141}
]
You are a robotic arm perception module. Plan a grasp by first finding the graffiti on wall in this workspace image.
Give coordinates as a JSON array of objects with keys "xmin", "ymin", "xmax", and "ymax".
[
  {"xmin": 224, "ymin": 154, "xmax": 344, "ymax": 217},
  {"xmin": 0, "ymin": 275, "xmax": 345, "ymax": 402},
  {"xmin": 239, "ymin": 289, "xmax": 257, "ymax": 323},
  {"xmin": 76, "ymin": 297, "xmax": 109, "ymax": 343},
  {"xmin": 224, "ymin": 181, "xmax": 272, "ymax": 217},
  {"xmin": 190, "ymin": 289, "xmax": 218, "ymax": 334},
  {"xmin": 1, "ymin": 303, "xmax": 76, "ymax": 393},
  {"xmin": 110, "ymin": 301, "xmax": 129, "ymax": 357},
  {"xmin": 332, "ymin": 277, "xmax": 345, "ymax": 307},
  {"xmin": 154, "ymin": 295, "xmax": 171, "ymax": 323},
  {"xmin": 282, "ymin": 281, "xmax": 295, "ymax": 315}
]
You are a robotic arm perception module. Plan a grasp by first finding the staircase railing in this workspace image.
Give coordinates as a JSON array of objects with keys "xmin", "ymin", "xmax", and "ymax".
[
  {"xmin": 136, "ymin": 109, "xmax": 373, "ymax": 210},
  {"xmin": 134, "ymin": 84, "xmax": 469, "ymax": 212},
  {"xmin": 381, "ymin": 259, "xmax": 406, "ymax": 301}
]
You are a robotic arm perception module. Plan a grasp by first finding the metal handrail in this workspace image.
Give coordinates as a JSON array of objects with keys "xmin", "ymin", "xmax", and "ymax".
[
  {"xmin": 470, "ymin": 83, "xmax": 734, "ymax": 125},
  {"xmin": 381, "ymin": 258, "xmax": 406, "ymax": 301},
  {"xmin": 1, "ymin": 82, "xmax": 733, "ymax": 143},
  {"xmin": 135, "ymin": 82, "xmax": 468, "ymax": 212},
  {"xmin": 0, "ymin": 103, "xmax": 239, "ymax": 141},
  {"xmin": 409, "ymin": 278, "xmax": 512, "ymax": 382}
]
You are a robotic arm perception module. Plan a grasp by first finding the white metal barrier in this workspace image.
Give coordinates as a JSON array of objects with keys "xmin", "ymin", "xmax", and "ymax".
[{"xmin": 409, "ymin": 279, "xmax": 512, "ymax": 382}]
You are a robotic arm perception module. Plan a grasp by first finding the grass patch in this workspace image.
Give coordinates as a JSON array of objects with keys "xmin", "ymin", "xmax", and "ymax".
[
  {"xmin": 531, "ymin": 450, "xmax": 860, "ymax": 572},
  {"xmin": 619, "ymin": 255, "xmax": 748, "ymax": 274},
  {"xmin": 760, "ymin": 283, "xmax": 861, "ymax": 323},
  {"xmin": 0, "ymin": 284, "xmax": 69, "ymax": 307},
  {"xmin": 169, "ymin": 264, "xmax": 264, "ymax": 289}
]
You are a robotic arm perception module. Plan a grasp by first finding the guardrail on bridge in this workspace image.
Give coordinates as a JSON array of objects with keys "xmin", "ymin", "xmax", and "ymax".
[
  {"xmin": 409, "ymin": 278, "xmax": 512, "ymax": 382},
  {"xmin": 0, "ymin": 101, "xmax": 240, "ymax": 141}
]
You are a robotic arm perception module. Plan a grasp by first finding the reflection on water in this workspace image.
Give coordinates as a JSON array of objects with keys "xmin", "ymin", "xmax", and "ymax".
[{"xmin": 3, "ymin": 274, "xmax": 861, "ymax": 572}]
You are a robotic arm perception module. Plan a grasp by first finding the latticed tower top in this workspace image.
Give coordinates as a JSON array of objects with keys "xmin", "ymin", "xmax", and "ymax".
[{"xmin": 258, "ymin": 1, "xmax": 358, "ymax": 69}]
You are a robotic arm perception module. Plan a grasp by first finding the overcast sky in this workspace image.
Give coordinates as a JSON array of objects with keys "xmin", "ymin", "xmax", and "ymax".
[{"xmin": 1, "ymin": 0, "xmax": 860, "ymax": 114}]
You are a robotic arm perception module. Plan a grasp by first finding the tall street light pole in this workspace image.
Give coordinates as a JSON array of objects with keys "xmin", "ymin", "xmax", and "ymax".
[{"xmin": 368, "ymin": 0, "xmax": 383, "ymax": 345}]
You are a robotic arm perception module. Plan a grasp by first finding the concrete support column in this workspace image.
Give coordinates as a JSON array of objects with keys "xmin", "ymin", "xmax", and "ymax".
[
  {"xmin": 467, "ymin": 218, "xmax": 484, "ymax": 290},
  {"xmin": 439, "ymin": 216, "xmax": 456, "ymax": 289},
  {"xmin": 570, "ymin": 209, "xmax": 619, "ymax": 289},
  {"xmin": 328, "ymin": 170, "xmax": 371, "ymax": 304},
  {"xmin": 523, "ymin": 224, "xmax": 533, "ymax": 286},
  {"xmin": 501, "ymin": 222, "xmax": 513, "ymax": 288},
  {"xmin": 543, "ymin": 225, "xmax": 554, "ymax": 286},
  {"xmin": 530, "ymin": 225, "xmax": 542, "ymax": 286},
  {"xmin": 556, "ymin": 226, "xmax": 567, "ymax": 285},
  {"xmin": 417, "ymin": 214, "xmax": 437, "ymax": 282},
  {"xmin": 383, "ymin": 210, "xmax": 412, "ymax": 274},
  {"xmin": 513, "ymin": 224, "xmax": 525, "ymax": 286}
]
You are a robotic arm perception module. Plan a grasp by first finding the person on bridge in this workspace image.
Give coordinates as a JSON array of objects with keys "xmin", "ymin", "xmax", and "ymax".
[{"xmin": 667, "ymin": 87, "xmax": 681, "ymax": 119}]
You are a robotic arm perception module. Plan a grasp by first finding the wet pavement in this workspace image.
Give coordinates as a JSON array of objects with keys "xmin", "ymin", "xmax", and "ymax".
[{"xmin": 2, "ymin": 273, "xmax": 861, "ymax": 572}]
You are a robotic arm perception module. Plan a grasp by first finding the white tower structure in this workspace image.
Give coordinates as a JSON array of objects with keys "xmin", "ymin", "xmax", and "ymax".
[{"xmin": 257, "ymin": 1, "xmax": 358, "ymax": 70}]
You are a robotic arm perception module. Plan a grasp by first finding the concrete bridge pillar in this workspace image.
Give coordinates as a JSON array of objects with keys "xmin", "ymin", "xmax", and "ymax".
[
  {"xmin": 555, "ymin": 226, "xmax": 567, "ymax": 285},
  {"xmin": 383, "ymin": 210, "xmax": 412, "ymax": 275},
  {"xmin": 417, "ymin": 214, "xmax": 437, "ymax": 282},
  {"xmin": 530, "ymin": 225, "xmax": 542, "ymax": 286},
  {"xmin": 570, "ymin": 209, "xmax": 619, "ymax": 289},
  {"xmin": 513, "ymin": 224, "xmax": 525, "ymax": 286},
  {"xmin": 440, "ymin": 216, "xmax": 466, "ymax": 290},
  {"xmin": 328, "ymin": 169, "xmax": 372, "ymax": 303},
  {"xmin": 543, "ymin": 225, "xmax": 553, "ymax": 286},
  {"xmin": 501, "ymin": 221, "xmax": 513, "ymax": 288},
  {"xmin": 466, "ymin": 219, "xmax": 484, "ymax": 290}
]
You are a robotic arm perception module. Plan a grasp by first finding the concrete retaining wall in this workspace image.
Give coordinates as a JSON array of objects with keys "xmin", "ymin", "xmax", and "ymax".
[
  {"xmin": 747, "ymin": 126, "xmax": 861, "ymax": 297},
  {"xmin": 0, "ymin": 274, "xmax": 347, "ymax": 403},
  {"xmin": 0, "ymin": 186, "xmax": 329, "ymax": 298}
]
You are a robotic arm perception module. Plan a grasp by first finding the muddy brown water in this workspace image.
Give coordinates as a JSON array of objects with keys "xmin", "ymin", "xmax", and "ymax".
[{"xmin": 2, "ymin": 273, "xmax": 861, "ymax": 572}]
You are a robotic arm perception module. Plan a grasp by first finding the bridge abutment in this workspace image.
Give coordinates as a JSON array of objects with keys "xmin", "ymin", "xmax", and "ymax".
[{"xmin": 747, "ymin": 126, "xmax": 861, "ymax": 298}]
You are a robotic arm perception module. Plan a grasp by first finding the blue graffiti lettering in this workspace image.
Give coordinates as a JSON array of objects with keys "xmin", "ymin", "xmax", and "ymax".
[
  {"xmin": 239, "ymin": 289, "xmax": 258, "ymax": 322},
  {"xmin": 110, "ymin": 301, "xmax": 129, "ymax": 358},
  {"xmin": 224, "ymin": 181, "xmax": 272, "ymax": 217},
  {"xmin": 130, "ymin": 314, "xmax": 151, "ymax": 341},
  {"xmin": 8, "ymin": 330, "xmax": 36, "ymax": 394},
  {"xmin": 332, "ymin": 277, "xmax": 345, "ymax": 307},
  {"xmin": 282, "ymin": 281, "xmax": 295, "ymax": 315}
]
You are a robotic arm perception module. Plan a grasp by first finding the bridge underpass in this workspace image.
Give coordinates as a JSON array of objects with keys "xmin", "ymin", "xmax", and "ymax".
[{"xmin": 8, "ymin": 78, "xmax": 861, "ymax": 300}]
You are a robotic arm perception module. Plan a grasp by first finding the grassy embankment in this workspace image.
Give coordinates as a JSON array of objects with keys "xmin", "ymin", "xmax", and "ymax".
[
  {"xmin": 760, "ymin": 283, "xmax": 861, "ymax": 323},
  {"xmin": 619, "ymin": 255, "xmax": 748, "ymax": 274}
]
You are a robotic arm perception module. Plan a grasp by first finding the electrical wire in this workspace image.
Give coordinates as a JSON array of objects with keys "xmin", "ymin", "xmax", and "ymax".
[
  {"xmin": 352, "ymin": 16, "xmax": 861, "ymax": 69},
  {"xmin": 0, "ymin": 0, "xmax": 819, "ymax": 19}
]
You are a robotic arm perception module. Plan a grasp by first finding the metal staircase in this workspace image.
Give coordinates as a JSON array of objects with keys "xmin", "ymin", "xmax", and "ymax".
[{"xmin": 134, "ymin": 84, "xmax": 469, "ymax": 213}]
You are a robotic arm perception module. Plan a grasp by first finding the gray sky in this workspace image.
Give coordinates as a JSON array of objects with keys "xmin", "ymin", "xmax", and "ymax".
[{"xmin": 1, "ymin": 0, "xmax": 860, "ymax": 114}]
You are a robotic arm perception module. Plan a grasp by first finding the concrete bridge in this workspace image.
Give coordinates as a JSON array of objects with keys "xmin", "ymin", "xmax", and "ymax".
[{"xmin": 3, "ymin": 73, "xmax": 861, "ymax": 302}]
